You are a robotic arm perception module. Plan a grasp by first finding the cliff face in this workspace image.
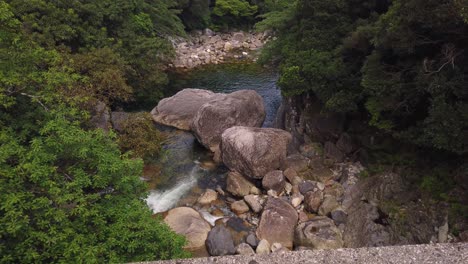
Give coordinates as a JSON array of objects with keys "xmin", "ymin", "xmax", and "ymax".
[{"xmin": 275, "ymin": 93, "xmax": 453, "ymax": 248}]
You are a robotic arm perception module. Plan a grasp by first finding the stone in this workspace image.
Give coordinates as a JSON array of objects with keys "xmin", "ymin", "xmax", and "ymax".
[
  {"xmin": 221, "ymin": 126, "xmax": 292, "ymax": 179},
  {"xmin": 285, "ymin": 182, "xmax": 293, "ymax": 194},
  {"xmin": 224, "ymin": 42, "xmax": 233, "ymax": 51},
  {"xmin": 283, "ymin": 154, "xmax": 310, "ymax": 172},
  {"xmin": 267, "ymin": 189, "xmax": 278, "ymax": 197},
  {"xmin": 192, "ymin": 90, "xmax": 265, "ymax": 154},
  {"xmin": 331, "ymin": 207, "xmax": 348, "ymax": 226},
  {"xmin": 90, "ymin": 101, "xmax": 111, "ymax": 131},
  {"xmin": 299, "ymin": 180, "xmax": 320, "ymax": 195},
  {"xmin": 256, "ymin": 239, "xmax": 270, "ymax": 254},
  {"xmin": 318, "ymin": 195, "xmax": 340, "ymax": 216},
  {"xmin": 232, "ymin": 32, "xmax": 245, "ymax": 42},
  {"xmin": 206, "ymin": 225, "xmax": 236, "ymax": 256},
  {"xmin": 294, "ymin": 216, "xmax": 343, "ymax": 250},
  {"xmin": 262, "ymin": 170, "xmax": 286, "ymax": 193},
  {"xmin": 226, "ymin": 171, "xmax": 255, "ymax": 197},
  {"xmin": 236, "ymin": 243, "xmax": 255, "ymax": 255},
  {"xmin": 231, "ymin": 200, "xmax": 250, "ymax": 215},
  {"xmin": 324, "ymin": 141, "xmax": 345, "ymax": 162},
  {"xmin": 197, "ymin": 189, "xmax": 218, "ymax": 205},
  {"xmin": 151, "ymin": 89, "xmax": 221, "ymax": 130},
  {"xmin": 256, "ymin": 197, "xmax": 299, "ymax": 249},
  {"xmin": 336, "ymin": 133, "xmax": 356, "ymax": 154},
  {"xmin": 244, "ymin": 195, "xmax": 263, "ymax": 213},
  {"xmin": 304, "ymin": 191, "xmax": 323, "ymax": 213},
  {"xmin": 164, "ymin": 207, "xmax": 211, "ymax": 250},
  {"xmin": 300, "ymin": 143, "xmax": 323, "ymax": 158},
  {"xmin": 271, "ymin": 243, "xmax": 287, "ymax": 253},
  {"xmin": 291, "ymin": 194, "xmax": 304, "ymax": 208},
  {"xmin": 250, "ymin": 186, "xmax": 262, "ymax": 195},
  {"xmin": 284, "ymin": 168, "xmax": 299, "ymax": 184},
  {"xmin": 246, "ymin": 233, "xmax": 259, "ymax": 248},
  {"xmin": 204, "ymin": 28, "xmax": 214, "ymax": 36},
  {"xmin": 110, "ymin": 111, "xmax": 130, "ymax": 132}
]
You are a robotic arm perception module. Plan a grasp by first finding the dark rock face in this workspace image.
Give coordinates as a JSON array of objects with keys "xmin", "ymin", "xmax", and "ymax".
[
  {"xmin": 262, "ymin": 170, "xmax": 286, "ymax": 193},
  {"xmin": 110, "ymin": 111, "xmax": 130, "ymax": 132},
  {"xmin": 324, "ymin": 141, "xmax": 345, "ymax": 162},
  {"xmin": 221, "ymin": 126, "xmax": 292, "ymax": 179},
  {"xmin": 151, "ymin": 89, "xmax": 221, "ymax": 130},
  {"xmin": 206, "ymin": 225, "xmax": 236, "ymax": 256},
  {"xmin": 192, "ymin": 90, "xmax": 265, "ymax": 155},
  {"xmin": 342, "ymin": 172, "xmax": 448, "ymax": 248},
  {"xmin": 294, "ymin": 216, "xmax": 343, "ymax": 250},
  {"xmin": 90, "ymin": 101, "xmax": 111, "ymax": 131},
  {"xmin": 256, "ymin": 197, "xmax": 298, "ymax": 249}
]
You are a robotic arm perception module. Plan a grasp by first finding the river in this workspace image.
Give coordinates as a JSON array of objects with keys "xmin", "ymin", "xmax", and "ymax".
[{"xmin": 144, "ymin": 63, "xmax": 281, "ymax": 216}]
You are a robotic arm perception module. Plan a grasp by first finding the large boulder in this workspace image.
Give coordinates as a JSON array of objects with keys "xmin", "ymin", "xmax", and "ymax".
[
  {"xmin": 164, "ymin": 207, "xmax": 211, "ymax": 250},
  {"xmin": 294, "ymin": 216, "xmax": 343, "ymax": 250},
  {"xmin": 191, "ymin": 90, "xmax": 265, "ymax": 154},
  {"xmin": 151, "ymin": 89, "xmax": 221, "ymax": 130},
  {"xmin": 221, "ymin": 127, "xmax": 292, "ymax": 179},
  {"xmin": 256, "ymin": 197, "xmax": 298, "ymax": 249},
  {"xmin": 226, "ymin": 171, "xmax": 255, "ymax": 197},
  {"xmin": 206, "ymin": 225, "xmax": 236, "ymax": 256}
]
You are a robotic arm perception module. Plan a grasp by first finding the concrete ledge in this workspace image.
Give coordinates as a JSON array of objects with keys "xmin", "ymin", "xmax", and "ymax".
[{"xmin": 140, "ymin": 243, "xmax": 467, "ymax": 264}]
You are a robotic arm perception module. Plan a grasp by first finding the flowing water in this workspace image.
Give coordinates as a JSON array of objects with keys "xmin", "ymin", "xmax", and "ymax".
[{"xmin": 145, "ymin": 63, "xmax": 281, "ymax": 214}]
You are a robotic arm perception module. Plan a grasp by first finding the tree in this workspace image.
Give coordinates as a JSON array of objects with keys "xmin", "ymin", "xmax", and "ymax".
[
  {"xmin": 258, "ymin": 0, "xmax": 468, "ymax": 154},
  {"xmin": 0, "ymin": 2, "xmax": 188, "ymax": 262}
]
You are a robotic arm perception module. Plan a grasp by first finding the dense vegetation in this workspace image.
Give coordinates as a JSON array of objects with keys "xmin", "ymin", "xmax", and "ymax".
[
  {"xmin": 0, "ymin": 1, "xmax": 189, "ymax": 262},
  {"xmin": 177, "ymin": 0, "xmax": 262, "ymax": 30},
  {"xmin": 258, "ymin": 0, "xmax": 468, "ymax": 154}
]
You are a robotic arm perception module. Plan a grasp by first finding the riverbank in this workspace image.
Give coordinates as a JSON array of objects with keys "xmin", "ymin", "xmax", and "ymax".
[{"xmin": 170, "ymin": 30, "xmax": 271, "ymax": 69}]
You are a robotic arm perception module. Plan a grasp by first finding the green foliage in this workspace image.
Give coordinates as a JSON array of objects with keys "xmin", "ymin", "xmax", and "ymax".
[
  {"xmin": 211, "ymin": 0, "xmax": 258, "ymax": 29},
  {"xmin": 1, "ymin": 1, "xmax": 188, "ymax": 261},
  {"xmin": 117, "ymin": 113, "xmax": 165, "ymax": 161},
  {"xmin": 177, "ymin": 0, "xmax": 212, "ymax": 30},
  {"xmin": 258, "ymin": 0, "xmax": 468, "ymax": 154},
  {"xmin": 0, "ymin": 116, "xmax": 188, "ymax": 263}
]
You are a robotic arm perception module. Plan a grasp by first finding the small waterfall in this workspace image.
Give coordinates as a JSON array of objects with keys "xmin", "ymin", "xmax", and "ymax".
[{"xmin": 146, "ymin": 165, "xmax": 201, "ymax": 213}]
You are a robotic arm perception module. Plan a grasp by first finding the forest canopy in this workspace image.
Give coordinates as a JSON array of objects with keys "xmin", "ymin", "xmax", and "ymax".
[
  {"xmin": 0, "ymin": 0, "xmax": 189, "ymax": 262},
  {"xmin": 258, "ymin": 0, "xmax": 468, "ymax": 154}
]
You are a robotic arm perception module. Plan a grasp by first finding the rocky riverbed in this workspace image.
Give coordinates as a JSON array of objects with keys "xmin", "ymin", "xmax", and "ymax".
[
  {"xmin": 148, "ymin": 88, "xmax": 465, "ymax": 257},
  {"xmin": 170, "ymin": 29, "xmax": 270, "ymax": 69}
]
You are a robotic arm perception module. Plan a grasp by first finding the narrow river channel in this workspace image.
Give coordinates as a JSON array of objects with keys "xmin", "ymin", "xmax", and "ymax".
[{"xmin": 144, "ymin": 63, "xmax": 281, "ymax": 216}]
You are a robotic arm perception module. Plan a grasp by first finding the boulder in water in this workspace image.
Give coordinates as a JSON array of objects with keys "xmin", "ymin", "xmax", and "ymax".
[
  {"xmin": 226, "ymin": 171, "xmax": 255, "ymax": 197},
  {"xmin": 164, "ymin": 207, "xmax": 211, "ymax": 250},
  {"xmin": 191, "ymin": 90, "xmax": 265, "ymax": 155},
  {"xmin": 151, "ymin": 89, "xmax": 221, "ymax": 130},
  {"xmin": 221, "ymin": 126, "xmax": 292, "ymax": 179}
]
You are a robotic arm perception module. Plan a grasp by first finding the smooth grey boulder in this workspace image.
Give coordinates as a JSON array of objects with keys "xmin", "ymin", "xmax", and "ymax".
[
  {"xmin": 256, "ymin": 197, "xmax": 298, "ymax": 249},
  {"xmin": 191, "ymin": 90, "xmax": 265, "ymax": 154},
  {"xmin": 221, "ymin": 126, "xmax": 292, "ymax": 179},
  {"xmin": 206, "ymin": 225, "xmax": 236, "ymax": 256},
  {"xmin": 236, "ymin": 243, "xmax": 255, "ymax": 255},
  {"xmin": 164, "ymin": 207, "xmax": 211, "ymax": 250},
  {"xmin": 151, "ymin": 89, "xmax": 221, "ymax": 130},
  {"xmin": 262, "ymin": 170, "xmax": 286, "ymax": 193},
  {"xmin": 294, "ymin": 216, "xmax": 343, "ymax": 250}
]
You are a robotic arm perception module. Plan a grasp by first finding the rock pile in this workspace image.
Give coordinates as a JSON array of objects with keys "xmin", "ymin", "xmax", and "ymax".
[{"xmin": 171, "ymin": 30, "xmax": 271, "ymax": 69}]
